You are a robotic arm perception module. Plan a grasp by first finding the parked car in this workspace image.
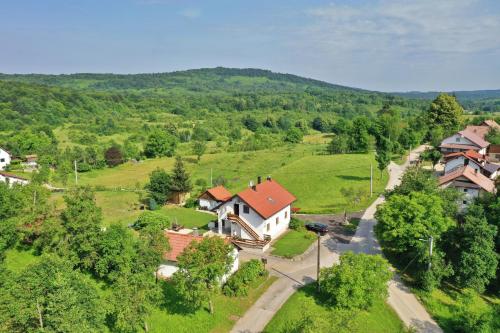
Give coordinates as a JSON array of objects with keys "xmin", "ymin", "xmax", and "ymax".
[{"xmin": 305, "ymin": 222, "xmax": 329, "ymax": 235}]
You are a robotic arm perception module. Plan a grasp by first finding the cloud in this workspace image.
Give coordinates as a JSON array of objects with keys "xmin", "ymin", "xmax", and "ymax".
[
  {"xmin": 179, "ymin": 7, "xmax": 201, "ymax": 19},
  {"xmin": 304, "ymin": 0, "xmax": 500, "ymax": 57}
]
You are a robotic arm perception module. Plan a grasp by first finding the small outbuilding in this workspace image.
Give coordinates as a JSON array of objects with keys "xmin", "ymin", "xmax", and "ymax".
[{"xmin": 198, "ymin": 185, "xmax": 232, "ymax": 211}]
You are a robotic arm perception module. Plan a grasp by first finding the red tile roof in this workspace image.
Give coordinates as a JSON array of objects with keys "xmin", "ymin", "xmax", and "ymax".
[
  {"xmin": 237, "ymin": 179, "xmax": 296, "ymax": 219},
  {"xmin": 444, "ymin": 150, "xmax": 486, "ymax": 162},
  {"xmin": 163, "ymin": 231, "xmax": 203, "ymax": 262},
  {"xmin": 0, "ymin": 171, "xmax": 28, "ymax": 181},
  {"xmin": 465, "ymin": 125, "xmax": 490, "ymax": 139},
  {"xmin": 458, "ymin": 130, "xmax": 490, "ymax": 148},
  {"xmin": 481, "ymin": 119, "xmax": 500, "ymax": 130},
  {"xmin": 205, "ymin": 185, "xmax": 232, "ymax": 201},
  {"xmin": 439, "ymin": 166, "xmax": 495, "ymax": 193},
  {"xmin": 440, "ymin": 143, "xmax": 481, "ymax": 151}
]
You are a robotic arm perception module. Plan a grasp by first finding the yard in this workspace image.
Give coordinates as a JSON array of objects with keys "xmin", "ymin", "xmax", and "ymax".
[
  {"xmin": 264, "ymin": 284, "xmax": 405, "ymax": 333},
  {"xmin": 271, "ymin": 229, "xmax": 316, "ymax": 258}
]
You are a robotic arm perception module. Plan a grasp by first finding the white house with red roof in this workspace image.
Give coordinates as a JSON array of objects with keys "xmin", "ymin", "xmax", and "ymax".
[
  {"xmin": 444, "ymin": 150, "xmax": 499, "ymax": 179},
  {"xmin": 198, "ymin": 185, "xmax": 232, "ymax": 211},
  {"xmin": 0, "ymin": 171, "xmax": 29, "ymax": 187},
  {"xmin": 157, "ymin": 229, "xmax": 239, "ymax": 279},
  {"xmin": 439, "ymin": 130, "xmax": 490, "ymax": 155},
  {"xmin": 215, "ymin": 176, "xmax": 296, "ymax": 248},
  {"xmin": 439, "ymin": 166, "xmax": 496, "ymax": 210},
  {"xmin": 0, "ymin": 147, "xmax": 11, "ymax": 171}
]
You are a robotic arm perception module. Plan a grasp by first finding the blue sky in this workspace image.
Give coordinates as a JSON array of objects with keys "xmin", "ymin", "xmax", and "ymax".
[{"xmin": 1, "ymin": 0, "xmax": 500, "ymax": 91}]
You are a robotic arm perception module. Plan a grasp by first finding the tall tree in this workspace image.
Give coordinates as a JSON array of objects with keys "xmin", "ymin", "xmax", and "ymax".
[
  {"xmin": 375, "ymin": 136, "xmax": 392, "ymax": 179},
  {"xmin": 169, "ymin": 156, "xmax": 192, "ymax": 193},
  {"xmin": 0, "ymin": 255, "xmax": 106, "ymax": 332},
  {"xmin": 61, "ymin": 186, "xmax": 102, "ymax": 269},
  {"xmin": 425, "ymin": 93, "xmax": 464, "ymax": 134},
  {"xmin": 192, "ymin": 140, "xmax": 207, "ymax": 162},
  {"xmin": 320, "ymin": 252, "xmax": 392, "ymax": 309},
  {"xmin": 452, "ymin": 205, "xmax": 498, "ymax": 292},
  {"xmin": 146, "ymin": 168, "xmax": 171, "ymax": 204},
  {"xmin": 172, "ymin": 237, "xmax": 233, "ymax": 314},
  {"xmin": 143, "ymin": 130, "xmax": 177, "ymax": 158}
]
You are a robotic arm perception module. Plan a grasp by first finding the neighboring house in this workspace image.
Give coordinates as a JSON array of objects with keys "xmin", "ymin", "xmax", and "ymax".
[
  {"xmin": 444, "ymin": 151, "xmax": 499, "ymax": 179},
  {"xmin": 464, "ymin": 119, "xmax": 500, "ymax": 139},
  {"xmin": 22, "ymin": 154, "xmax": 38, "ymax": 170},
  {"xmin": 439, "ymin": 166, "xmax": 496, "ymax": 209},
  {"xmin": 198, "ymin": 185, "xmax": 232, "ymax": 211},
  {"xmin": 0, "ymin": 147, "xmax": 11, "ymax": 170},
  {"xmin": 439, "ymin": 130, "xmax": 490, "ymax": 155},
  {"xmin": 215, "ymin": 177, "xmax": 296, "ymax": 250},
  {"xmin": 157, "ymin": 229, "xmax": 239, "ymax": 279},
  {"xmin": 480, "ymin": 119, "xmax": 500, "ymax": 130},
  {"xmin": 488, "ymin": 144, "xmax": 500, "ymax": 163},
  {"xmin": 0, "ymin": 171, "xmax": 29, "ymax": 187}
]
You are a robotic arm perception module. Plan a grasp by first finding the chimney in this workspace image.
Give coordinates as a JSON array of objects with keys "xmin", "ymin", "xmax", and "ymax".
[
  {"xmin": 267, "ymin": 175, "xmax": 272, "ymax": 181},
  {"xmin": 258, "ymin": 176, "xmax": 262, "ymax": 184},
  {"xmin": 249, "ymin": 180, "xmax": 257, "ymax": 191},
  {"xmin": 192, "ymin": 227, "xmax": 199, "ymax": 236},
  {"xmin": 249, "ymin": 180, "xmax": 254, "ymax": 188}
]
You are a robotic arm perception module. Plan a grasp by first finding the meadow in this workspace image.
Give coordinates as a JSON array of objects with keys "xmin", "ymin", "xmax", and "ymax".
[
  {"xmin": 263, "ymin": 284, "xmax": 405, "ymax": 333},
  {"xmin": 67, "ymin": 139, "xmax": 388, "ymax": 228}
]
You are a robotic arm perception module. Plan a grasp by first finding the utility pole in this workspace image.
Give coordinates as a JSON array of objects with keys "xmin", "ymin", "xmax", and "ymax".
[
  {"xmin": 317, "ymin": 232, "xmax": 321, "ymax": 292},
  {"xmin": 74, "ymin": 160, "xmax": 78, "ymax": 185},
  {"xmin": 370, "ymin": 163, "xmax": 373, "ymax": 197},
  {"xmin": 409, "ymin": 145, "xmax": 412, "ymax": 163},
  {"xmin": 428, "ymin": 236, "xmax": 433, "ymax": 271}
]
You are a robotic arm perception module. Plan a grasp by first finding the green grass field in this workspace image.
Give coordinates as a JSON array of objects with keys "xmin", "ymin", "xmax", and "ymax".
[
  {"xmin": 148, "ymin": 276, "xmax": 278, "ymax": 333},
  {"xmin": 73, "ymin": 143, "xmax": 387, "ymax": 215},
  {"xmin": 271, "ymin": 229, "xmax": 316, "ymax": 258},
  {"xmin": 414, "ymin": 286, "xmax": 500, "ymax": 333},
  {"xmin": 3, "ymin": 247, "xmax": 42, "ymax": 273},
  {"xmin": 264, "ymin": 284, "xmax": 405, "ymax": 333}
]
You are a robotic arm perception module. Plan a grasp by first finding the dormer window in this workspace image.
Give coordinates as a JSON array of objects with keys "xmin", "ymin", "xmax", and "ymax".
[{"xmin": 455, "ymin": 137, "xmax": 460, "ymax": 142}]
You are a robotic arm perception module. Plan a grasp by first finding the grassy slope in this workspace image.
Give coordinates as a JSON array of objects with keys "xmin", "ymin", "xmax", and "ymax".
[
  {"xmin": 74, "ymin": 143, "xmax": 388, "ymax": 215},
  {"xmin": 271, "ymin": 229, "xmax": 316, "ymax": 258},
  {"xmin": 264, "ymin": 284, "xmax": 404, "ymax": 333},
  {"xmin": 149, "ymin": 276, "xmax": 278, "ymax": 333},
  {"xmin": 414, "ymin": 286, "xmax": 500, "ymax": 333}
]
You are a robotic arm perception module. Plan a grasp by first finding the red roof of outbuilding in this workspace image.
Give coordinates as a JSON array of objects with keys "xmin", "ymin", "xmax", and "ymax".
[
  {"xmin": 236, "ymin": 179, "xmax": 296, "ymax": 219},
  {"xmin": 205, "ymin": 185, "xmax": 232, "ymax": 201},
  {"xmin": 163, "ymin": 231, "xmax": 203, "ymax": 262}
]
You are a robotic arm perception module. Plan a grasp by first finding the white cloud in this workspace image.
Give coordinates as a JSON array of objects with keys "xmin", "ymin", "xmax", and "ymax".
[
  {"xmin": 304, "ymin": 0, "xmax": 500, "ymax": 56},
  {"xmin": 179, "ymin": 8, "xmax": 201, "ymax": 19}
]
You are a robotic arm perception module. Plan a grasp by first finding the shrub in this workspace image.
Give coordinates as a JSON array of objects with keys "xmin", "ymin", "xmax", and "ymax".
[
  {"xmin": 184, "ymin": 197, "xmax": 197, "ymax": 208},
  {"xmin": 289, "ymin": 217, "xmax": 305, "ymax": 231},
  {"xmin": 132, "ymin": 211, "xmax": 170, "ymax": 230},
  {"xmin": 453, "ymin": 289, "xmax": 494, "ymax": 333},
  {"xmin": 223, "ymin": 259, "xmax": 268, "ymax": 297}
]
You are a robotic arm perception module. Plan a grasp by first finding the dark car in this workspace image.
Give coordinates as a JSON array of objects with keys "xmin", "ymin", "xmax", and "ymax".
[{"xmin": 305, "ymin": 222, "xmax": 329, "ymax": 235}]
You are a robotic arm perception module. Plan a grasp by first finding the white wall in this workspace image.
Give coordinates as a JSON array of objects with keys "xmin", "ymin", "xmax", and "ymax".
[
  {"xmin": 218, "ymin": 197, "xmax": 291, "ymax": 240},
  {"xmin": 444, "ymin": 156, "xmax": 481, "ymax": 174},
  {"xmin": 0, "ymin": 174, "xmax": 29, "ymax": 187},
  {"xmin": 442, "ymin": 134, "xmax": 476, "ymax": 146},
  {"xmin": 456, "ymin": 186, "xmax": 480, "ymax": 210},
  {"xmin": 199, "ymin": 198, "xmax": 219, "ymax": 210},
  {"xmin": 0, "ymin": 149, "xmax": 11, "ymax": 170}
]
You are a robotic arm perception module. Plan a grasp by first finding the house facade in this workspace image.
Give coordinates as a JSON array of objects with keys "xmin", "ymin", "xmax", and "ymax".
[
  {"xmin": 444, "ymin": 153, "xmax": 499, "ymax": 179},
  {"xmin": 215, "ymin": 177, "xmax": 296, "ymax": 248},
  {"xmin": 0, "ymin": 172, "xmax": 29, "ymax": 187},
  {"xmin": 0, "ymin": 147, "xmax": 11, "ymax": 170},
  {"xmin": 439, "ymin": 130, "xmax": 489, "ymax": 155},
  {"xmin": 439, "ymin": 166, "xmax": 495, "ymax": 210},
  {"xmin": 157, "ymin": 229, "xmax": 239, "ymax": 279},
  {"xmin": 198, "ymin": 185, "xmax": 232, "ymax": 211}
]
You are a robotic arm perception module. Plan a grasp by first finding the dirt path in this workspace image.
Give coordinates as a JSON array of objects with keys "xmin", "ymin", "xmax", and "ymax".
[{"xmin": 232, "ymin": 146, "xmax": 441, "ymax": 333}]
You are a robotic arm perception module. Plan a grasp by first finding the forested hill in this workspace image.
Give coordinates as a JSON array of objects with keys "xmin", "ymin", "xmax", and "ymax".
[
  {"xmin": 0, "ymin": 67, "xmax": 364, "ymax": 94},
  {"xmin": 393, "ymin": 89, "xmax": 500, "ymax": 101}
]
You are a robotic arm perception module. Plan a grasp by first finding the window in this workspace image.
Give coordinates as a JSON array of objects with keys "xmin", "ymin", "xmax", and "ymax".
[
  {"xmin": 462, "ymin": 200, "xmax": 467, "ymax": 205},
  {"xmin": 285, "ymin": 211, "xmax": 288, "ymax": 219},
  {"xmin": 276, "ymin": 217, "xmax": 279, "ymax": 225},
  {"xmin": 455, "ymin": 137, "xmax": 460, "ymax": 142},
  {"xmin": 463, "ymin": 189, "xmax": 468, "ymax": 193},
  {"xmin": 0, "ymin": 158, "xmax": 4, "ymax": 162},
  {"xmin": 243, "ymin": 205, "xmax": 249, "ymax": 214},
  {"xmin": 267, "ymin": 223, "xmax": 270, "ymax": 232}
]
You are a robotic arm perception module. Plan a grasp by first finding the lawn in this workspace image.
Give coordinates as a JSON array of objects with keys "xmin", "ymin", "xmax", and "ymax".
[
  {"xmin": 73, "ymin": 144, "xmax": 388, "ymax": 214},
  {"xmin": 148, "ymin": 275, "xmax": 278, "ymax": 333},
  {"xmin": 271, "ymin": 229, "xmax": 316, "ymax": 258},
  {"xmin": 414, "ymin": 286, "xmax": 500, "ymax": 333},
  {"xmin": 156, "ymin": 206, "xmax": 215, "ymax": 230},
  {"xmin": 3, "ymin": 247, "xmax": 41, "ymax": 273},
  {"xmin": 264, "ymin": 284, "xmax": 405, "ymax": 333}
]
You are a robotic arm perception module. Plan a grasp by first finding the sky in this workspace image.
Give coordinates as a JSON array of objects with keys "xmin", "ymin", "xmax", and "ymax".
[{"xmin": 1, "ymin": 0, "xmax": 500, "ymax": 91}]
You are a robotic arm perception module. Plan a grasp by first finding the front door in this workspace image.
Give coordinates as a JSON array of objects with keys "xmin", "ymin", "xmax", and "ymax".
[{"xmin": 233, "ymin": 203, "xmax": 240, "ymax": 216}]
